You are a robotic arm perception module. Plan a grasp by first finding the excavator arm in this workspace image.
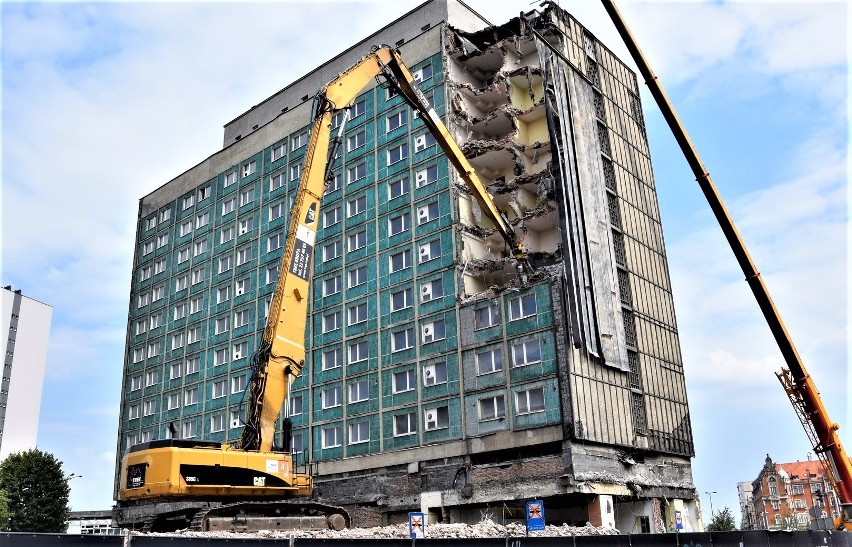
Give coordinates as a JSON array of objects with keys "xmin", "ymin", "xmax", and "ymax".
[{"xmin": 239, "ymin": 45, "xmax": 524, "ymax": 453}]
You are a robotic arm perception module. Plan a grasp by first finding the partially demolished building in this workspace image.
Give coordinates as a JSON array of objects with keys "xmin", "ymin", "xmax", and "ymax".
[{"xmin": 117, "ymin": 0, "xmax": 699, "ymax": 534}]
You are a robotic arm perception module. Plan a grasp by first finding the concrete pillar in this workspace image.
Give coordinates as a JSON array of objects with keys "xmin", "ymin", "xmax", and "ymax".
[{"xmin": 588, "ymin": 494, "xmax": 616, "ymax": 528}]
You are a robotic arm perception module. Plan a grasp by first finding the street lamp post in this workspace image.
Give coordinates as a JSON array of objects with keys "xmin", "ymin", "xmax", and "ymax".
[{"xmin": 705, "ymin": 491, "xmax": 717, "ymax": 520}]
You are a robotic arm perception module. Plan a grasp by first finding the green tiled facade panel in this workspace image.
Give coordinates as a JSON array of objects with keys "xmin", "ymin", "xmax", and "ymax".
[{"xmin": 119, "ymin": 48, "xmax": 566, "ymax": 462}]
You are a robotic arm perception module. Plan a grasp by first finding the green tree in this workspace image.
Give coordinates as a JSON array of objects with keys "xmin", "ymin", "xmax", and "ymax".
[
  {"xmin": 0, "ymin": 489, "xmax": 9, "ymax": 530},
  {"xmin": 706, "ymin": 507, "xmax": 737, "ymax": 532},
  {"xmin": 0, "ymin": 449, "xmax": 71, "ymax": 532}
]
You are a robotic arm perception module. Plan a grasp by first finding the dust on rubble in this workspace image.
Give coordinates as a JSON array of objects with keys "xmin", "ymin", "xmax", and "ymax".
[{"xmin": 141, "ymin": 519, "xmax": 619, "ymax": 539}]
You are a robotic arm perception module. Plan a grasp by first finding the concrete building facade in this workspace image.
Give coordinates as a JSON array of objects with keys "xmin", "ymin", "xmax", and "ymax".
[
  {"xmin": 1, "ymin": 286, "xmax": 51, "ymax": 461},
  {"xmin": 116, "ymin": 0, "xmax": 698, "ymax": 532},
  {"xmin": 749, "ymin": 455, "xmax": 840, "ymax": 530}
]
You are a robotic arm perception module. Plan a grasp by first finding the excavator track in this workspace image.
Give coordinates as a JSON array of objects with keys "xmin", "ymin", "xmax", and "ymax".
[{"xmin": 192, "ymin": 500, "xmax": 350, "ymax": 532}]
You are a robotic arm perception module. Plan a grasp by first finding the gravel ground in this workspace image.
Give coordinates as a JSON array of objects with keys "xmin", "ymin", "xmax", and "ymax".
[{"xmin": 142, "ymin": 520, "xmax": 620, "ymax": 540}]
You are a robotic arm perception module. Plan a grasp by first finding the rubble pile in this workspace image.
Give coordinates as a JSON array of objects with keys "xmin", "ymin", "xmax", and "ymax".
[{"xmin": 144, "ymin": 519, "xmax": 619, "ymax": 540}]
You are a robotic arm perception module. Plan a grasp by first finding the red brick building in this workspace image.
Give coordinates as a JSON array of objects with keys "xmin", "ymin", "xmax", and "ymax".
[{"xmin": 749, "ymin": 454, "xmax": 840, "ymax": 530}]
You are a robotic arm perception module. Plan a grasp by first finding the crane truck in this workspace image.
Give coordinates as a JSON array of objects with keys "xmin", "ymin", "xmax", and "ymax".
[
  {"xmin": 114, "ymin": 44, "xmax": 525, "ymax": 533},
  {"xmin": 598, "ymin": 0, "xmax": 852, "ymax": 530}
]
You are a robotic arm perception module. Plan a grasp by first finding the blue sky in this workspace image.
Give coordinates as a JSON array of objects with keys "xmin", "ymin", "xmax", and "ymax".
[{"xmin": 1, "ymin": 0, "xmax": 847, "ymax": 527}]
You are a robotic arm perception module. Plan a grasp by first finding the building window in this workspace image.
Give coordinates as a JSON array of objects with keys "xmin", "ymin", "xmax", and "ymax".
[
  {"xmin": 509, "ymin": 294, "xmax": 537, "ymax": 320},
  {"xmin": 290, "ymin": 164, "xmax": 302, "ymax": 182},
  {"xmin": 391, "ymin": 288, "xmax": 412, "ymax": 311},
  {"xmin": 146, "ymin": 342, "xmax": 160, "ymax": 359},
  {"xmin": 182, "ymin": 421, "xmax": 197, "ymax": 439},
  {"xmin": 179, "ymin": 221, "xmax": 192, "ymax": 237},
  {"xmin": 323, "ymin": 311, "xmax": 341, "ymax": 333},
  {"xmin": 189, "ymin": 267, "xmax": 205, "ymax": 285},
  {"xmin": 423, "ymin": 362, "xmax": 447, "ymax": 386},
  {"xmin": 149, "ymin": 312, "xmax": 163, "ymax": 329},
  {"xmin": 145, "ymin": 216, "xmax": 157, "ymax": 231},
  {"xmin": 156, "ymin": 233, "xmax": 169, "ymax": 248},
  {"xmin": 322, "ymin": 426, "xmax": 342, "ymax": 449},
  {"xmin": 224, "ymin": 172, "xmax": 237, "ymax": 187},
  {"xmin": 774, "ymin": 515, "xmax": 781, "ymax": 525},
  {"xmin": 137, "ymin": 293, "xmax": 150, "ymax": 308},
  {"xmin": 478, "ymin": 395, "xmax": 506, "ymax": 421},
  {"xmin": 795, "ymin": 499, "xmax": 806, "ymax": 509},
  {"xmin": 772, "ymin": 500, "xmax": 781, "ymax": 510},
  {"xmin": 512, "ymin": 340, "xmax": 542, "ymax": 367},
  {"xmin": 239, "ymin": 187, "xmax": 256, "ymax": 208},
  {"xmin": 474, "ymin": 304, "xmax": 499, "ymax": 329},
  {"xmin": 217, "ymin": 286, "xmax": 231, "ymax": 304},
  {"xmin": 291, "ymin": 131, "xmax": 309, "ymax": 151},
  {"xmin": 169, "ymin": 362, "xmax": 181, "ymax": 380},
  {"xmin": 289, "ymin": 395, "xmax": 303, "ymax": 416},
  {"xmin": 414, "ymin": 132, "xmax": 436, "ymax": 152},
  {"xmin": 421, "ymin": 320, "xmax": 445, "ymax": 343},
  {"xmin": 128, "ymin": 404, "xmax": 140, "ymax": 420},
  {"xmin": 135, "ymin": 320, "xmax": 147, "ymax": 335},
  {"xmin": 260, "ymin": 265, "xmax": 277, "ymax": 287},
  {"xmin": 269, "ymin": 203, "xmax": 285, "ymax": 221},
  {"xmin": 348, "ymin": 302, "xmax": 368, "ymax": 325},
  {"xmin": 268, "ymin": 232, "xmax": 285, "ymax": 253},
  {"xmin": 415, "ymin": 165, "xmax": 438, "ymax": 188},
  {"xmin": 167, "ymin": 392, "xmax": 181, "ymax": 410},
  {"xmin": 185, "ymin": 357, "xmax": 200, "ymax": 375},
  {"xmin": 195, "ymin": 211, "xmax": 210, "ymax": 229},
  {"xmin": 212, "ymin": 380, "xmax": 226, "ymax": 399},
  {"xmin": 392, "ymin": 369, "xmax": 415, "ymax": 393},
  {"xmin": 145, "ymin": 370, "xmax": 158, "ymax": 387},
  {"xmin": 236, "ymin": 245, "xmax": 253, "ymax": 266},
  {"xmin": 792, "ymin": 484, "xmax": 804, "ymax": 495},
  {"xmin": 238, "ymin": 217, "xmax": 255, "ymax": 235},
  {"xmin": 389, "ymin": 213, "xmax": 410, "ymax": 236},
  {"xmin": 215, "ymin": 316, "xmax": 229, "ymax": 335},
  {"xmin": 242, "ymin": 161, "xmax": 257, "ymax": 178},
  {"xmin": 387, "ymin": 142, "xmax": 408, "ymax": 164},
  {"xmin": 347, "ymin": 196, "xmax": 367, "ymax": 217},
  {"xmin": 416, "ymin": 201, "xmax": 439, "ymax": 224},
  {"xmin": 177, "ymin": 248, "xmax": 190, "ymax": 264},
  {"xmin": 231, "ymin": 374, "xmax": 247, "ymax": 394},
  {"xmin": 193, "ymin": 239, "xmax": 209, "ymax": 257},
  {"xmin": 413, "ymin": 63, "xmax": 433, "ymax": 83},
  {"xmin": 349, "ymin": 380, "xmax": 369, "ymax": 403},
  {"xmin": 142, "ymin": 399, "xmax": 157, "ymax": 416},
  {"xmin": 235, "ymin": 277, "xmax": 249, "ymax": 296},
  {"xmin": 347, "ymin": 131, "xmax": 366, "ymax": 151},
  {"xmin": 394, "ymin": 412, "xmax": 417, "ymax": 436},
  {"xmin": 348, "ymin": 162, "xmax": 366, "ymax": 183},
  {"xmin": 349, "ymin": 421, "xmax": 369, "ymax": 444},
  {"xmin": 516, "ymin": 387, "xmax": 545, "ymax": 414},
  {"xmin": 270, "ymin": 173, "xmax": 285, "ymax": 192},
  {"xmin": 187, "ymin": 327, "xmax": 200, "ymax": 344},
  {"xmin": 215, "ymin": 348, "xmax": 228, "ymax": 366},
  {"xmin": 392, "ymin": 328, "xmax": 414, "ymax": 352},
  {"xmin": 389, "ymin": 249, "xmax": 411, "ymax": 272},
  {"xmin": 184, "ymin": 387, "xmax": 198, "ymax": 406},
  {"xmin": 387, "ymin": 110, "xmax": 407, "ymax": 132},
  {"xmin": 219, "ymin": 256, "xmax": 233, "ymax": 273},
  {"xmin": 348, "ymin": 341, "xmax": 368, "ymax": 364},
  {"xmin": 424, "ymin": 406, "xmax": 449, "ymax": 431},
  {"xmin": 324, "ymin": 207, "xmax": 340, "ymax": 228},
  {"xmin": 418, "ymin": 239, "xmax": 441, "ymax": 262},
  {"xmin": 388, "ymin": 177, "xmax": 410, "ymax": 200},
  {"xmin": 160, "ymin": 209, "xmax": 171, "ymax": 223},
  {"xmin": 189, "ymin": 297, "xmax": 203, "ymax": 315},
  {"xmin": 322, "ymin": 348, "xmax": 342, "ymax": 370},
  {"xmin": 210, "ymin": 413, "xmax": 225, "ymax": 433},
  {"xmin": 349, "ymin": 100, "xmax": 365, "ymax": 118},
  {"xmin": 130, "ymin": 375, "xmax": 143, "ymax": 390},
  {"xmin": 142, "ymin": 241, "xmax": 154, "ymax": 256},
  {"xmin": 182, "ymin": 195, "xmax": 194, "ymax": 210},
  {"xmin": 322, "ymin": 386, "xmax": 342, "ymax": 409},
  {"xmin": 324, "ymin": 275, "xmax": 341, "ymax": 297},
  {"xmin": 172, "ymin": 333, "xmax": 185, "ymax": 349},
  {"xmin": 348, "ymin": 266, "xmax": 367, "ymax": 288},
  {"xmin": 476, "ymin": 348, "xmax": 503, "ymax": 375},
  {"xmin": 420, "ymin": 278, "xmax": 443, "ymax": 302},
  {"xmin": 271, "ymin": 144, "xmax": 286, "ymax": 162},
  {"xmin": 230, "ymin": 409, "xmax": 241, "ymax": 428},
  {"xmin": 233, "ymin": 342, "xmax": 248, "ymax": 360},
  {"xmin": 328, "ymin": 173, "xmax": 342, "ymax": 193},
  {"xmin": 348, "ymin": 230, "xmax": 367, "ymax": 251},
  {"xmin": 234, "ymin": 309, "xmax": 249, "ymax": 328},
  {"xmin": 175, "ymin": 275, "xmax": 188, "ymax": 292}
]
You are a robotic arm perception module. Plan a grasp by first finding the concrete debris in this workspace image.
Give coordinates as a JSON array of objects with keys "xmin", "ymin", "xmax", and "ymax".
[{"xmin": 140, "ymin": 519, "xmax": 619, "ymax": 540}]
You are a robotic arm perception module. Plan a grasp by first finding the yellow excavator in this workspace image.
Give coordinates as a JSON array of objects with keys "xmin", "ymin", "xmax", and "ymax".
[{"xmin": 114, "ymin": 45, "xmax": 524, "ymax": 533}]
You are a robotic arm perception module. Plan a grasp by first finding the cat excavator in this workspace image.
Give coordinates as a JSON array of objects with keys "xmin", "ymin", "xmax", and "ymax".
[{"xmin": 114, "ymin": 45, "xmax": 523, "ymax": 533}]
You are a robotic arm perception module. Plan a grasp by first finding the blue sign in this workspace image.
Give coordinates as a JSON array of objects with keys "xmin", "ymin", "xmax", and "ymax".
[
  {"xmin": 525, "ymin": 500, "xmax": 546, "ymax": 532},
  {"xmin": 675, "ymin": 510, "xmax": 683, "ymax": 531},
  {"xmin": 408, "ymin": 512, "xmax": 426, "ymax": 539}
]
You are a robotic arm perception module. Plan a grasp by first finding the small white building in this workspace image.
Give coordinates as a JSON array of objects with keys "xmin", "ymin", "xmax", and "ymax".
[
  {"xmin": 67, "ymin": 510, "xmax": 122, "ymax": 535},
  {"xmin": 0, "ymin": 286, "xmax": 51, "ymax": 461}
]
